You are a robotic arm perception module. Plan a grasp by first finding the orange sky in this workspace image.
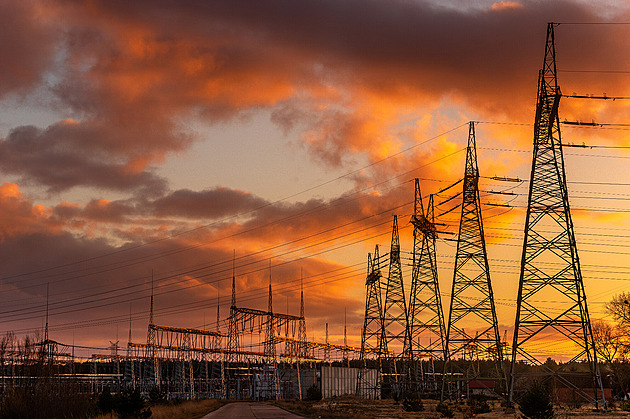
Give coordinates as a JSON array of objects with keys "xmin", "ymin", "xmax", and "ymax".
[{"xmin": 0, "ymin": 0, "xmax": 630, "ymax": 360}]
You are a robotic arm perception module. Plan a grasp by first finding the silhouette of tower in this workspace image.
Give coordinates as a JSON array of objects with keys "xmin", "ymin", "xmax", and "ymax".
[
  {"xmin": 264, "ymin": 262, "xmax": 280, "ymax": 399},
  {"xmin": 146, "ymin": 271, "xmax": 160, "ymax": 389},
  {"xmin": 508, "ymin": 23, "xmax": 605, "ymax": 407},
  {"xmin": 381, "ymin": 215, "xmax": 409, "ymax": 396},
  {"xmin": 298, "ymin": 270, "xmax": 307, "ymax": 358},
  {"xmin": 408, "ymin": 180, "xmax": 446, "ymax": 392},
  {"xmin": 227, "ymin": 253, "xmax": 239, "ymax": 363},
  {"xmin": 443, "ymin": 122, "xmax": 502, "ymax": 398},
  {"xmin": 356, "ymin": 245, "xmax": 384, "ymax": 399}
]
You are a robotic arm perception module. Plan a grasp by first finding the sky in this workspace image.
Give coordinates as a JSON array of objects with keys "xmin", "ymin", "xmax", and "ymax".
[{"xmin": 1, "ymin": 0, "xmax": 630, "ymax": 360}]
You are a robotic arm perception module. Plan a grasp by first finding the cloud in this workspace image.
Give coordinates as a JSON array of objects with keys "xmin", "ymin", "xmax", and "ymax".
[
  {"xmin": 3, "ymin": 0, "xmax": 626, "ymax": 192},
  {"xmin": 0, "ymin": 122, "xmax": 169, "ymax": 194},
  {"xmin": 0, "ymin": 1, "xmax": 58, "ymax": 97},
  {"xmin": 150, "ymin": 187, "xmax": 269, "ymax": 220}
]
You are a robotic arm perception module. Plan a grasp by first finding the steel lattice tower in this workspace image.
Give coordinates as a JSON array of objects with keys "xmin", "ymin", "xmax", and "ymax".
[
  {"xmin": 227, "ymin": 257, "xmax": 239, "ymax": 364},
  {"xmin": 356, "ymin": 245, "xmax": 384, "ymax": 399},
  {"xmin": 508, "ymin": 23, "xmax": 605, "ymax": 407},
  {"xmin": 298, "ymin": 272, "xmax": 307, "ymax": 358},
  {"xmin": 264, "ymin": 264, "xmax": 280, "ymax": 400},
  {"xmin": 382, "ymin": 215, "xmax": 409, "ymax": 395},
  {"xmin": 443, "ymin": 122, "xmax": 502, "ymax": 398},
  {"xmin": 146, "ymin": 273, "xmax": 160, "ymax": 388},
  {"xmin": 408, "ymin": 180, "xmax": 446, "ymax": 392}
]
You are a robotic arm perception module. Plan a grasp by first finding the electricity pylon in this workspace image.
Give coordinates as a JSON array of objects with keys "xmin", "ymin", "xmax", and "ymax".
[
  {"xmin": 381, "ymin": 215, "xmax": 410, "ymax": 396},
  {"xmin": 146, "ymin": 272, "xmax": 160, "ymax": 390},
  {"xmin": 442, "ymin": 122, "xmax": 503, "ymax": 399},
  {"xmin": 408, "ymin": 180, "xmax": 446, "ymax": 393},
  {"xmin": 357, "ymin": 245, "xmax": 384, "ymax": 399},
  {"xmin": 264, "ymin": 263, "xmax": 280, "ymax": 400},
  {"xmin": 508, "ymin": 23, "xmax": 605, "ymax": 408},
  {"xmin": 298, "ymin": 272, "xmax": 307, "ymax": 358}
]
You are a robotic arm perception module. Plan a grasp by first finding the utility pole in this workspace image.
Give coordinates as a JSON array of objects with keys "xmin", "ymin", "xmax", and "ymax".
[
  {"xmin": 442, "ymin": 122, "xmax": 503, "ymax": 400},
  {"xmin": 509, "ymin": 23, "xmax": 605, "ymax": 408}
]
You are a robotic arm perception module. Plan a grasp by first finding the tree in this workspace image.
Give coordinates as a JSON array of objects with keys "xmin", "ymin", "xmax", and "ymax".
[
  {"xmin": 519, "ymin": 380, "xmax": 553, "ymax": 419},
  {"xmin": 592, "ymin": 320, "xmax": 623, "ymax": 363},
  {"xmin": 606, "ymin": 292, "xmax": 630, "ymax": 330}
]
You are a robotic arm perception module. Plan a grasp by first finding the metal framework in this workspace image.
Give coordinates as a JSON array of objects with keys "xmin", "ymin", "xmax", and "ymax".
[
  {"xmin": 381, "ymin": 215, "xmax": 410, "ymax": 395},
  {"xmin": 408, "ymin": 180, "xmax": 446, "ymax": 393},
  {"xmin": 357, "ymin": 245, "xmax": 386, "ymax": 398},
  {"xmin": 443, "ymin": 122, "xmax": 503, "ymax": 398},
  {"xmin": 508, "ymin": 23, "xmax": 605, "ymax": 408}
]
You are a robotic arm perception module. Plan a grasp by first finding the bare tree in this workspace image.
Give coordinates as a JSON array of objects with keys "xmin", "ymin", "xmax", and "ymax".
[
  {"xmin": 592, "ymin": 320, "xmax": 623, "ymax": 363},
  {"xmin": 606, "ymin": 292, "xmax": 630, "ymax": 327}
]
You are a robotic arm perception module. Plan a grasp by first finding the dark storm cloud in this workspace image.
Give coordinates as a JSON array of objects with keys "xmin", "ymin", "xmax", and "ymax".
[
  {"xmin": 0, "ymin": 123, "xmax": 169, "ymax": 194},
  {"xmin": 151, "ymin": 188, "xmax": 269, "ymax": 219}
]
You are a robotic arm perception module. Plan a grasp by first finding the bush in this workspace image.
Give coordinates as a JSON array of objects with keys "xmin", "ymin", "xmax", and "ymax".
[
  {"xmin": 0, "ymin": 382, "xmax": 95, "ymax": 419},
  {"xmin": 97, "ymin": 387, "xmax": 115, "ymax": 414},
  {"xmin": 519, "ymin": 381, "xmax": 553, "ymax": 419},
  {"xmin": 115, "ymin": 388, "xmax": 152, "ymax": 418},
  {"xmin": 468, "ymin": 395, "xmax": 491, "ymax": 414},
  {"xmin": 306, "ymin": 384, "xmax": 322, "ymax": 401},
  {"xmin": 148, "ymin": 386, "xmax": 167, "ymax": 405},
  {"xmin": 402, "ymin": 392, "xmax": 424, "ymax": 412},
  {"xmin": 436, "ymin": 401, "xmax": 455, "ymax": 418}
]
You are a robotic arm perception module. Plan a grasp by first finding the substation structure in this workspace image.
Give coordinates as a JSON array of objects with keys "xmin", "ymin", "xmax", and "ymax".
[{"xmin": 115, "ymin": 274, "xmax": 384, "ymax": 400}]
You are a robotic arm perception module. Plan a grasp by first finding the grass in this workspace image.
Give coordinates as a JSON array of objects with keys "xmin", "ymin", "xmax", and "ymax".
[{"xmin": 92, "ymin": 398, "xmax": 225, "ymax": 419}]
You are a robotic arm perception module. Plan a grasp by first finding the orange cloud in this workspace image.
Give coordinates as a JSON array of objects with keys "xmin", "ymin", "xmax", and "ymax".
[{"xmin": 491, "ymin": 1, "xmax": 524, "ymax": 11}]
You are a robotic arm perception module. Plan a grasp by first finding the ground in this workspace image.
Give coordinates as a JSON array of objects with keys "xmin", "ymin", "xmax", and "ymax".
[{"xmin": 271, "ymin": 396, "xmax": 630, "ymax": 418}]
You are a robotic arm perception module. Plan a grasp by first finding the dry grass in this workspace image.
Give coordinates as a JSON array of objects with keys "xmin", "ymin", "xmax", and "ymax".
[
  {"xmin": 91, "ymin": 398, "xmax": 225, "ymax": 419},
  {"xmin": 273, "ymin": 396, "xmax": 630, "ymax": 419},
  {"xmin": 150, "ymin": 399, "xmax": 225, "ymax": 419}
]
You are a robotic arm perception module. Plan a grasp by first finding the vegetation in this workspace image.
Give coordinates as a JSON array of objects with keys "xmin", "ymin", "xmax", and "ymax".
[
  {"xmin": 518, "ymin": 380, "xmax": 553, "ymax": 419},
  {"xmin": 0, "ymin": 382, "xmax": 95, "ymax": 419},
  {"xmin": 306, "ymin": 384, "xmax": 322, "ymax": 401},
  {"xmin": 401, "ymin": 391, "xmax": 424, "ymax": 412},
  {"xmin": 467, "ymin": 394, "xmax": 491, "ymax": 415},
  {"xmin": 435, "ymin": 401, "xmax": 454, "ymax": 418}
]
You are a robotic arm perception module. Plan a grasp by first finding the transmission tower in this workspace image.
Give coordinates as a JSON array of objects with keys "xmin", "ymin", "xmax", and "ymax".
[
  {"xmin": 381, "ymin": 215, "xmax": 409, "ymax": 396},
  {"xmin": 264, "ymin": 263, "xmax": 280, "ymax": 400},
  {"xmin": 442, "ymin": 122, "xmax": 503, "ymax": 399},
  {"xmin": 508, "ymin": 23, "xmax": 605, "ymax": 408},
  {"xmin": 408, "ymin": 180, "xmax": 446, "ymax": 393},
  {"xmin": 298, "ymin": 271, "xmax": 307, "ymax": 358},
  {"xmin": 146, "ymin": 272, "xmax": 160, "ymax": 389},
  {"xmin": 227, "ymin": 254, "xmax": 239, "ymax": 363},
  {"xmin": 356, "ymin": 245, "xmax": 384, "ymax": 399}
]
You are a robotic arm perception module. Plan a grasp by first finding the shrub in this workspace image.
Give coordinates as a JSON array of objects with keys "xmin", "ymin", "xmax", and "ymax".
[
  {"xmin": 468, "ymin": 395, "xmax": 491, "ymax": 414},
  {"xmin": 402, "ymin": 392, "xmax": 424, "ymax": 412},
  {"xmin": 0, "ymin": 382, "xmax": 94, "ymax": 419},
  {"xmin": 97, "ymin": 387, "xmax": 115, "ymax": 414},
  {"xmin": 306, "ymin": 384, "xmax": 322, "ymax": 401},
  {"xmin": 148, "ymin": 386, "xmax": 168, "ymax": 405},
  {"xmin": 115, "ymin": 388, "xmax": 152, "ymax": 418},
  {"xmin": 436, "ymin": 401, "xmax": 455, "ymax": 418},
  {"xmin": 519, "ymin": 381, "xmax": 553, "ymax": 419}
]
